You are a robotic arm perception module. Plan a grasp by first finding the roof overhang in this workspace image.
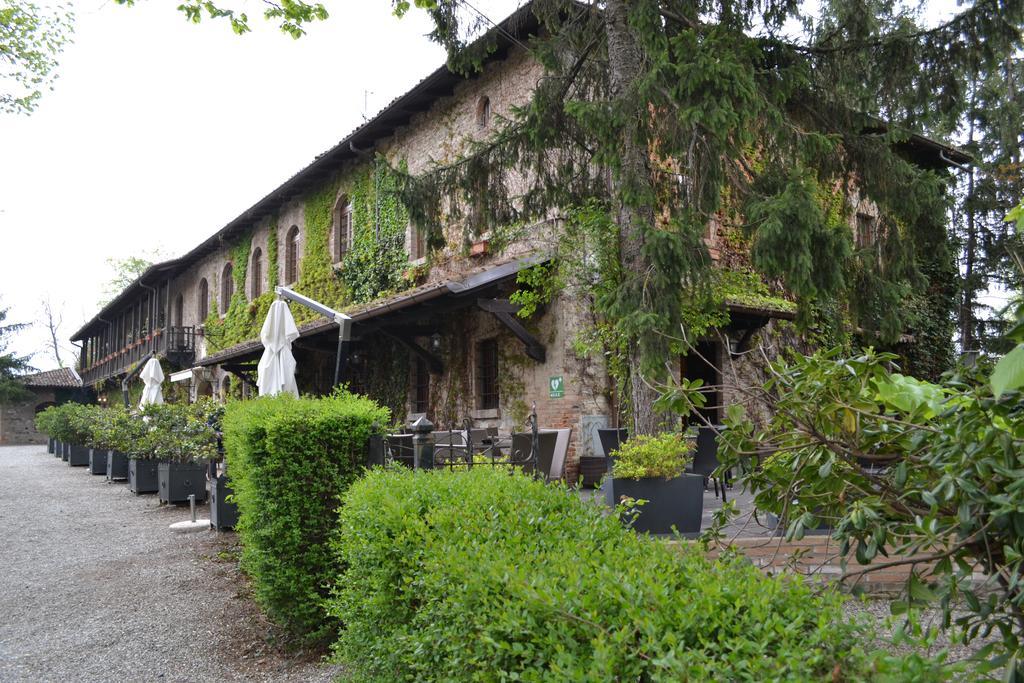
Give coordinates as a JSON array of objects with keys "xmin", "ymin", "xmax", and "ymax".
[{"xmin": 197, "ymin": 254, "xmax": 548, "ymax": 368}]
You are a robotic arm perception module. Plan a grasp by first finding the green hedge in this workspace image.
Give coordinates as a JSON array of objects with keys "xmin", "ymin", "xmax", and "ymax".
[
  {"xmin": 35, "ymin": 403, "xmax": 94, "ymax": 444},
  {"xmin": 223, "ymin": 391, "xmax": 389, "ymax": 643},
  {"xmin": 330, "ymin": 468, "xmax": 931, "ymax": 682}
]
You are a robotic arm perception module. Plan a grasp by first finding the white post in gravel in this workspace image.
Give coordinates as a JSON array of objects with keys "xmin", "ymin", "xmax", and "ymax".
[{"xmin": 169, "ymin": 493, "xmax": 210, "ymax": 533}]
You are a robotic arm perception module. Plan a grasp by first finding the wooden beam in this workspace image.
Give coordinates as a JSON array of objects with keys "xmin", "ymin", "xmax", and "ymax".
[
  {"xmin": 476, "ymin": 298, "xmax": 522, "ymax": 314},
  {"xmin": 477, "ymin": 298, "xmax": 545, "ymax": 362},
  {"xmin": 382, "ymin": 329, "xmax": 444, "ymax": 374}
]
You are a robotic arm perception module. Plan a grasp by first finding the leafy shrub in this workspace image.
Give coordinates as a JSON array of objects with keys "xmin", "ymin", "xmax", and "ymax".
[
  {"xmin": 83, "ymin": 405, "xmax": 130, "ymax": 450},
  {"xmin": 223, "ymin": 390, "xmax": 388, "ymax": 643},
  {"xmin": 38, "ymin": 402, "xmax": 95, "ymax": 444},
  {"xmin": 329, "ymin": 467, "xmax": 904, "ymax": 681},
  {"xmin": 138, "ymin": 400, "xmax": 221, "ymax": 463},
  {"xmin": 611, "ymin": 432, "xmax": 692, "ymax": 480},
  {"xmin": 713, "ymin": 347, "xmax": 1023, "ymax": 676}
]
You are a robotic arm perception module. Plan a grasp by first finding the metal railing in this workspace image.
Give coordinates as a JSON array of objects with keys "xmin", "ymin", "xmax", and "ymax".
[{"xmin": 80, "ymin": 326, "xmax": 196, "ymax": 386}]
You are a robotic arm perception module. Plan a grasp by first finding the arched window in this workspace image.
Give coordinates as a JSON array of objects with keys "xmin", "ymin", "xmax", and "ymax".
[
  {"xmin": 476, "ymin": 95, "xmax": 491, "ymax": 128},
  {"xmin": 333, "ymin": 195, "xmax": 353, "ymax": 262},
  {"xmin": 250, "ymin": 248, "xmax": 263, "ymax": 298},
  {"xmin": 173, "ymin": 294, "xmax": 183, "ymax": 327},
  {"xmin": 285, "ymin": 226, "xmax": 301, "ymax": 284},
  {"xmin": 221, "ymin": 262, "xmax": 234, "ymax": 310},
  {"xmin": 198, "ymin": 279, "xmax": 209, "ymax": 321}
]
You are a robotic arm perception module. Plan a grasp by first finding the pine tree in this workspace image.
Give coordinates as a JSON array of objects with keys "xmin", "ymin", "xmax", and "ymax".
[
  {"xmin": 389, "ymin": 0, "xmax": 1023, "ymax": 432},
  {"xmin": 0, "ymin": 306, "xmax": 33, "ymax": 404}
]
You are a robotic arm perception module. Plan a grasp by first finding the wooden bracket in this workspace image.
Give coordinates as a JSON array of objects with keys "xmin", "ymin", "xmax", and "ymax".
[
  {"xmin": 477, "ymin": 299, "xmax": 546, "ymax": 363},
  {"xmin": 383, "ymin": 329, "xmax": 444, "ymax": 374}
]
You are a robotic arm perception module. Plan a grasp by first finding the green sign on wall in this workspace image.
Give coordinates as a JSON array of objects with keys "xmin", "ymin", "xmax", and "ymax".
[{"xmin": 549, "ymin": 376, "xmax": 564, "ymax": 398}]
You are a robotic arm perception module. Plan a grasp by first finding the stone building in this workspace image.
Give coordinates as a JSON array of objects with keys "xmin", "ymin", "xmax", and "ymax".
[
  {"xmin": 70, "ymin": 5, "xmax": 967, "ymax": 480},
  {"xmin": 0, "ymin": 368, "xmax": 86, "ymax": 445}
]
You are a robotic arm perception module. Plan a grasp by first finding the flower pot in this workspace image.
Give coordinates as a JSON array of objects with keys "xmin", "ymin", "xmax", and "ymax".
[
  {"xmin": 603, "ymin": 472, "xmax": 704, "ymax": 536},
  {"xmin": 578, "ymin": 456, "xmax": 609, "ymax": 489},
  {"xmin": 54, "ymin": 440, "xmax": 63, "ymax": 458},
  {"xmin": 88, "ymin": 449, "xmax": 107, "ymax": 476},
  {"xmin": 61, "ymin": 442, "xmax": 69, "ymax": 461},
  {"xmin": 129, "ymin": 459, "xmax": 159, "ymax": 494},
  {"xmin": 209, "ymin": 474, "xmax": 238, "ymax": 531},
  {"xmin": 47, "ymin": 438, "xmax": 55, "ymax": 454},
  {"xmin": 67, "ymin": 444, "xmax": 90, "ymax": 467},
  {"xmin": 158, "ymin": 461, "xmax": 208, "ymax": 505},
  {"xmin": 106, "ymin": 451, "xmax": 129, "ymax": 481}
]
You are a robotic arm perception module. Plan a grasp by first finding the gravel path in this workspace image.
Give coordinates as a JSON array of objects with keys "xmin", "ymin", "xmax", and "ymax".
[{"xmin": 0, "ymin": 444, "xmax": 345, "ymax": 683}]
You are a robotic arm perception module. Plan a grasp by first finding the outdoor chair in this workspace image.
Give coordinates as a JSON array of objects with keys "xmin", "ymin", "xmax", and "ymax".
[
  {"xmin": 688, "ymin": 426, "xmax": 730, "ymax": 502},
  {"xmin": 385, "ymin": 434, "xmax": 414, "ymax": 468},
  {"xmin": 598, "ymin": 428, "xmax": 627, "ymax": 459}
]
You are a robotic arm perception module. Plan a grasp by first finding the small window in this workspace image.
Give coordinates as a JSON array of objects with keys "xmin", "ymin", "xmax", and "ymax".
[
  {"xmin": 173, "ymin": 294, "xmax": 183, "ymax": 327},
  {"xmin": 334, "ymin": 196, "xmax": 353, "ymax": 262},
  {"xmin": 475, "ymin": 338, "xmax": 499, "ymax": 410},
  {"xmin": 250, "ymin": 248, "xmax": 263, "ymax": 298},
  {"xmin": 856, "ymin": 213, "xmax": 877, "ymax": 249},
  {"xmin": 285, "ymin": 226, "xmax": 301, "ymax": 284},
  {"xmin": 476, "ymin": 95, "xmax": 491, "ymax": 129},
  {"xmin": 413, "ymin": 358, "xmax": 430, "ymax": 413},
  {"xmin": 221, "ymin": 262, "xmax": 234, "ymax": 310},
  {"xmin": 198, "ymin": 278, "xmax": 209, "ymax": 321},
  {"xmin": 409, "ymin": 223, "xmax": 427, "ymax": 261}
]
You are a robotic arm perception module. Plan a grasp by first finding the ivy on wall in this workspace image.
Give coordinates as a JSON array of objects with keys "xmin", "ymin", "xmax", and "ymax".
[
  {"xmin": 201, "ymin": 162, "xmax": 419, "ymax": 356},
  {"xmin": 342, "ymin": 159, "xmax": 413, "ymax": 304}
]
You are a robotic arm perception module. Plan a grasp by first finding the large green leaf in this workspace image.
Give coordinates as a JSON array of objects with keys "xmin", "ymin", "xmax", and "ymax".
[{"xmin": 992, "ymin": 345, "xmax": 1024, "ymax": 398}]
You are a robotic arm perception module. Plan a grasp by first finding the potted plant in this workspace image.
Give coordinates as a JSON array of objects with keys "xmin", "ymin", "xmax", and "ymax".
[
  {"xmin": 115, "ymin": 412, "xmax": 159, "ymax": 494},
  {"xmin": 63, "ymin": 403, "xmax": 95, "ymax": 467},
  {"xmin": 143, "ymin": 402, "xmax": 216, "ymax": 505},
  {"xmin": 602, "ymin": 433, "xmax": 703, "ymax": 536}
]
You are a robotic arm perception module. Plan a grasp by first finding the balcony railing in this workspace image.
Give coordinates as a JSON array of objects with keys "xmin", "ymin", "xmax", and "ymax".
[{"xmin": 80, "ymin": 326, "xmax": 197, "ymax": 386}]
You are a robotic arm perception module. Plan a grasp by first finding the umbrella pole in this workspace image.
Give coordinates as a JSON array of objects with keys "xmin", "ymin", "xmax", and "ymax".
[{"xmin": 333, "ymin": 332, "xmax": 350, "ymax": 389}]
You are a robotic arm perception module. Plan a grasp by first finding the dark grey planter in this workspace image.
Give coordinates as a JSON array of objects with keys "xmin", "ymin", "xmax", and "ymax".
[
  {"xmin": 129, "ymin": 458, "xmax": 159, "ymax": 494},
  {"xmin": 47, "ymin": 438, "xmax": 55, "ymax": 454},
  {"xmin": 61, "ymin": 442, "xmax": 70, "ymax": 461},
  {"xmin": 68, "ymin": 444, "xmax": 89, "ymax": 467},
  {"xmin": 106, "ymin": 451, "xmax": 129, "ymax": 481},
  {"xmin": 88, "ymin": 448, "xmax": 107, "ymax": 475},
  {"xmin": 209, "ymin": 474, "xmax": 238, "ymax": 531},
  {"xmin": 158, "ymin": 461, "xmax": 208, "ymax": 505},
  {"xmin": 603, "ymin": 472, "xmax": 704, "ymax": 536},
  {"xmin": 54, "ymin": 440, "xmax": 63, "ymax": 458}
]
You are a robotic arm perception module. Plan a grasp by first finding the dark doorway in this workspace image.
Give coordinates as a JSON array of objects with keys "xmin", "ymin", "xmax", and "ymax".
[{"xmin": 680, "ymin": 341, "xmax": 721, "ymax": 426}]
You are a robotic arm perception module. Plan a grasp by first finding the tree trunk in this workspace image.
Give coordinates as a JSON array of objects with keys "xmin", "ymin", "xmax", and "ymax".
[
  {"xmin": 960, "ymin": 78, "xmax": 978, "ymax": 354},
  {"xmin": 603, "ymin": 0, "xmax": 664, "ymax": 435}
]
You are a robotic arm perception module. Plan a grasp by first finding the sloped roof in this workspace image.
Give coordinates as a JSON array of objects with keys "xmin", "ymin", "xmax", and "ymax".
[{"xmin": 21, "ymin": 367, "xmax": 82, "ymax": 389}]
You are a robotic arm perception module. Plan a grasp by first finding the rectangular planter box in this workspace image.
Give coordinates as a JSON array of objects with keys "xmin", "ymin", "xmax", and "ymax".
[
  {"xmin": 106, "ymin": 451, "xmax": 129, "ymax": 481},
  {"xmin": 603, "ymin": 472, "xmax": 704, "ymax": 536},
  {"xmin": 158, "ymin": 461, "xmax": 208, "ymax": 505},
  {"xmin": 61, "ymin": 442, "xmax": 70, "ymax": 461},
  {"xmin": 88, "ymin": 448, "xmax": 107, "ymax": 476},
  {"xmin": 209, "ymin": 474, "xmax": 238, "ymax": 531},
  {"xmin": 54, "ymin": 440, "xmax": 63, "ymax": 458},
  {"xmin": 129, "ymin": 459, "xmax": 159, "ymax": 494},
  {"xmin": 68, "ymin": 444, "xmax": 90, "ymax": 467},
  {"xmin": 47, "ymin": 438, "xmax": 55, "ymax": 454}
]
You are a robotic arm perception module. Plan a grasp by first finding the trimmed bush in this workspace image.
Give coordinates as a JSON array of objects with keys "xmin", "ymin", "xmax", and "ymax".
[
  {"xmin": 223, "ymin": 391, "xmax": 388, "ymax": 643},
  {"xmin": 139, "ymin": 400, "xmax": 222, "ymax": 462},
  {"xmin": 611, "ymin": 432, "xmax": 693, "ymax": 480},
  {"xmin": 330, "ymin": 468, "xmax": 915, "ymax": 682},
  {"xmin": 36, "ymin": 403, "xmax": 94, "ymax": 445}
]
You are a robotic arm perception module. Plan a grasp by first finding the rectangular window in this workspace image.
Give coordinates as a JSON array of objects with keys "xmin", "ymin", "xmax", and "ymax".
[
  {"xmin": 856, "ymin": 213, "xmax": 876, "ymax": 249},
  {"xmin": 475, "ymin": 338, "xmax": 499, "ymax": 410},
  {"xmin": 337, "ymin": 204, "xmax": 353, "ymax": 260},
  {"xmin": 409, "ymin": 224, "xmax": 427, "ymax": 261},
  {"xmin": 413, "ymin": 358, "xmax": 430, "ymax": 413}
]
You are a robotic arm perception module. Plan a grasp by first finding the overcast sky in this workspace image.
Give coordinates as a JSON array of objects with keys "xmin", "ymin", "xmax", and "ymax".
[{"xmin": 0, "ymin": 0, "xmax": 518, "ymax": 371}]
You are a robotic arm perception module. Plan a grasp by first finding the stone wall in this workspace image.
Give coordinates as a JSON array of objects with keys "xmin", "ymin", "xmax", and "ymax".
[{"xmin": 0, "ymin": 389, "xmax": 56, "ymax": 445}]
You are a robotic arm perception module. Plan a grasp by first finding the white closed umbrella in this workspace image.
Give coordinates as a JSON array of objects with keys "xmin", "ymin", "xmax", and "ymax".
[
  {"xmin": 139, "ymin": 358, "xmax": 165, "ymax": 408},
  {"xmin": 257, "ymin": 300, "xmax": 300, "ymax": 397}
]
